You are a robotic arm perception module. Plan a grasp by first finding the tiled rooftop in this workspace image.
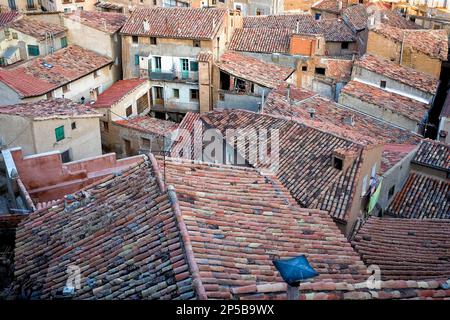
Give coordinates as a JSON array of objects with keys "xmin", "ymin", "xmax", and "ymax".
[
  {"xmin": 312, "ymin": 0, "xmax": 348, "ymax": 14},
  {"xmin": 343, "ymin": 4, "xmax": 367, "ymax": 31},
  {"xmin": 0, "ymin": 98, "xmax": 101, "ymax": 120},
  {"xmin": 216, "ymin": 51, "xmax": 294, "ymax": 89},
  {"xmin": 386, "ymin": 172, "xmax": 449, "ymax": 219},
  {"xmin": 341, "ymin": 81, "xmax": 430, "ymax": 122},
  {"xmin": 232, "ymin": 278, "xmax": 450, "ymax": 300},
  {"xmin": 114, "ymin": 116, "xmax": 178, "ymax": 136},
  {"xmin": 318, "ymin": 19, "xmax": 355, "ymax": 42},
  {"xmin": 375, "ymin": 9, "xmax": 422, "ymax": 30},
  {"xmin": 264, "ymin": 84, "xmax": 422, "ymax": 146},
  {"xmin": 380, "ymin": 144, "xmax": 417, "ymax": 174},
  {"xmin": 243, "ymin": 14, "xmax": 321, "ymax": 34},
  {"xmin": 65, "ymin": 10, "xmax": 127, "ymax": 34},
  {"xmin": 0, "ymin": 45, "xmax": 112, "ymax": 97},
  {"xmin": 372, "ymin": 24, "xmax": 448, "ymax": 61},
  {"xmin": 12, "ymin": 155, "xmax": 369, "ymax": 299},
  {"xmin": 354, "ymin": 54, "xmax": 439, "ymax": 95},
  {"xmin": 413, "ymin": 139, "xmax": 450, "ymax": 170},
  {"xmin": 92, "ymin": 79, "xmax": 148, "ymax": 108},
  {"xmin": 352, "ymin": 217, "xmax": 450, "ymax": 281},
  {"xmin": 0, "ymin": 11, "xmax": 20, "ymax": 28},
  {"xmin": 121, "ymin": 7, "xmax": 227, "ymax": 40},
  {"xmin": 228, "ymin": 28, "xmax": 292, "ymax": 54},
  {"xmin": 8, "ymin": 16, "xmax": 66, "ymax": 41},
  {"xmin": 172, "ymin": 109, "xmax": 365, "ymax": 222}
]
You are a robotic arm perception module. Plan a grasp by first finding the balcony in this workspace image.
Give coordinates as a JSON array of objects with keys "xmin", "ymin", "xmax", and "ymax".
[{"xmin": 149, "ymin": 69, "xmax": 198, "ymax": 82}]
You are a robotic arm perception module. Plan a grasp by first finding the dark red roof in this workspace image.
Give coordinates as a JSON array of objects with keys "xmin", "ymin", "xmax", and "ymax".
[
  {"xmin": 92, "ymin": 79, "xmax": 147, "ymax": 108},
  {"xmin": 0, "ymin": 11, "xmax": 19, "ymax": 28}
]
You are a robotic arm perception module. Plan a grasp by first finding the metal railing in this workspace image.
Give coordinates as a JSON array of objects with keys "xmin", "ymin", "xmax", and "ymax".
[{"xmin": 149, "ymin": 69, "xmax": 198, "ymax": 82}]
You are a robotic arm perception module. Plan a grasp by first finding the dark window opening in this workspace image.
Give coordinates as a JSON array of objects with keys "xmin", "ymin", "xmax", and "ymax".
[
  {"xmin": 190, "ymin": 89, "xmax": 199, "ymax": 101},
  {"xmin": 315, "ymin": 13, "xmax": 321, "ymax": 20},
  {"xmin": 126, "ymin": 106, "xmax": 132, "ymax": 117},
  {"xmin": 173, "ymin": 88, "xmax": 179, "ymax": 98},
  {"xmin": 302, "ymin": 65, "xmax": 307, "ymax": 72},
  {"xmin": 154, "ymin": 111, "xmax": 166, "ymax": 120},
  {"xmin": 341, "ymin": 42, "xmax": 349, "ymax": 49},
  {"xmin": 193, "ymin": 40, "xmax": 201, "ymax": 47},
  {"xmin": 102, "ymin": 121, "xmax": 109, "ymax": 132},
  {"xmin": 132, "ymin": 36, "xmax": 138, "ymax": 44},
  {"xmin": 380, "ymin": 80, "xmax": 386, "ymax": 89},
  {"xmin": 333, "ymin": 157, "xmax": 343, "ymax": 170},
  {"xmin": 235, "ymin": 78, "xmax": 246, "ymax": 92},
  {"xmin": 150, "ymin": 37, "xmax": 157, "ymax": 45},
  {"xmin": 315, "ymin": 67, "xmax": 326, "ymax": 75},
  {"xmin": 61, "ymin": 149, "xmax": 71, "ymax": 163},
  {"xmin": 71, "ymin": 122, "xmax": 76, "ymax": 130},
  {"xmin": 388, "ymin": 185, "xmax": 395, "ymax": 200},
  {"xmin": 220, "ymin": 71, "xmax": 230, "ymax": 90}
]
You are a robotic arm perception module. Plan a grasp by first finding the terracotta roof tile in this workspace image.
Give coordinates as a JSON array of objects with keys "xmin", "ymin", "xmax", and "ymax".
[
  {"xmin": 216, "ymin": 51, "xmax": 294, "ymax": 89},
  {"xmin": 343, "ymin": 4, "xmax": 367, "ymax": 31},
  {"xmin": 352, "ymin": 217, "xmax": 450, "ymax": 281},
  {"xmin": 0, "ymin": 98, "xmax": 101, "ymax": 119},
  {"xmin": 121, "ymin": 7, "xmax": 227, "ymax": 40},
  {"xmin": 354, "ymin": 54, "xmax": 439, "ymax": 95},
  {"xmin": 386, "ymin": 172, "xmax": 449, "ymax": 219},
  {"xmin": 8, "ymin": 16, "xmax": 66, "ymax": 41},
  {"xmin": 312, "ymin": 0, "xmax": 348, "ymax": 14},
  {"xmin": 374, "ymin": 9, "xmax": 422, "ymax": 29},
  {"xmin": 0, "ymin": 45, "xmax": 112, "ymax": 97},
  {"xmin": 92, "ymin": 79, "xmax": 147, "ymax": 108},
  {"xmin": 229, "ymin": 28, "xmax": 291, "ymax": 54},
  {"xmin": 12, "ymin": 154, "xmax": 368, "ymax": 299},
  {"xmin": 372, "ymin": 24, "xmax": 448, "ymax": 60},
  {"xmin": 243, "ymin": 14, "xmax": 321, "ymax": 34},
  {"xmin": 380, "ymin": 143, "xmax": 417, "ymax": 174},
  {"xmin": 318, "ymin": 18, "xmax": 355, "ymax": 42},
  {"xmin": 65, "ymin": 10, "xmax": 127, "ymax": 34},
  {"xmin": 264, "ymin": 84, "xmax": 422, "ymax": 145},
  {"xmin": 0, "ymin": 11, "xmax": 20, "ymax": 28},
  {"xmin": 341, "ymin": 81, "xmax": 430, "ymax": 122},
  {"xmin": 413, "ymin": 139, "xmax": 450, "ymax": 170},
  {"xmin": 114, "ymin": 116, "xmax": 178, "ymax": 135}
]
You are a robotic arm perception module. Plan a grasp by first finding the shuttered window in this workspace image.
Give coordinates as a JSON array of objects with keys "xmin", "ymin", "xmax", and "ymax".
[
  {"xmin": 55, "ymin": 126, "xmax": 65, "ymax": 142},
  {"xmin": 190, "ymin": 61, "xmax": 198, "ymax": 72},
  {"xmin": 27, "ymin": 45, "xmax": 40, "ymax": 56}
]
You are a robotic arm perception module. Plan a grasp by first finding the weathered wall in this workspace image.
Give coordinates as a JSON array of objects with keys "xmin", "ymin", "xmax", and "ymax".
[{"xmin": 0, "ymin": 115, "xmax": 35, "ymax": 154}]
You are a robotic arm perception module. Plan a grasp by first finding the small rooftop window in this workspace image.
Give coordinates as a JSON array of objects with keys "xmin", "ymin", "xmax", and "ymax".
[{"xmin": 332, "ymin": 156, "xmax": 343, "ymax": 170}]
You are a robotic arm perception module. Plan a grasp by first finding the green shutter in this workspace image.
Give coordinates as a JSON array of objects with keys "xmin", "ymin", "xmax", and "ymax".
[
  {"xmin": 135, "ymin": 54, "xmax": 140, "ymax": 66},
  {"xmin": 190, "ymin": 61, "xmax": 198, "ymax": 71},
  {"xmin": 60, "ymin": 37, "xmax": 68, "ymax": 48},
  {"xmin": 27, "ymin": 45, "xmax": 40, "ymax": 56},
  {"xmin": 55, "ymin": 126, "xmax": 65, "ymax": 142}
]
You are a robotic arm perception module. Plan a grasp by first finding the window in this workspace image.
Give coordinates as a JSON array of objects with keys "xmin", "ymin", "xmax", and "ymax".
[
  {"xmin": 315, "ymin": 13, "xmax": 321, "ymax": 20},
  {"xmin": 150, "ymin": 37, "xmax": 157, "ymax": 45},
  {"xmin": 132, "ymin": 36, "xmax": 138, "ymax": 44},
  {"xmin": 46, "ymin": 92, "xmax": 53, "ymax": 99},
  {"xmin": 102, "ymin": 121, "xmax": 109, "ymax": 132},
  {"xmin": 190, "ymin": 89, "xmax": 199, "ymax": 101},
  {"xmin": 27, "ymin": 45, "xmax": 40, "ymax": 56},
  {"xmin": 71, "ymin": 122, "xmax": 76, "ymax": 130},
  {"xmin": 55, "ymin": 126, "xmax": 65, "ymax": 142},
  {"xmin": 12, "ymin": 32, "xmax": 18, "ymax": 39},
  {"xmin": 153, "ymin": 0, "xmax": 156, "ymax": 4},
  {"xmin": 60, "ymin": 37, "xmax": 68, "ymax": 48},
  {"xmin": 173, "ymin": 88, "xmax": 179, "ymax": 99},
  {"xmin": 181, "ymin": 58, "xmax": 189, "ymax": 79},
  {"xmin": 190, "ymin": 61, "xmax": 198, "ymax": 72},
  {"xmin": 193, "ymin": 40, "xmax": 201, "ymax": 47},
  {"xmin": 359, "ymin": 0, "xmax": 363, "ymax": 3},
  {"xmin": 332, "ymin": 156, "xmax": 343, "ymax": 170},
  {"xmin": 302, "ymin": 66, "xmax": 307, "ymax": 72},
  {"xmin": 154, "ymin": 56, "xmax": 161, "ymax": 71},
  {"xmin": 315, "ymin": 67, "xmax": 325, "ymax": 75},
  {"xmin": 141, "ymin": 138, "xmax": 151, "ymax": 150},
  {"xmin": 126, "ymin": 106, "xmax": 132, "ymax": 117},
  {"xmin": 94, "ymin": 70, "xmax": 100, "ymax": 78},
  {"xmin": 62, "ymin": 84, "xmax": 70, "ymax": 93},
  {"xmin": 388, "ymin": 185, "xmax": 395, "ymax": 200},
  {"xmin": 380, "ymin": 80, "xmax": 386, "ymax": 89},
  {"xmin": 135, "ymin": 54, "xmax": 140, "ymax": 66},
  {"xmin": 341, "ymin": 42, "xmax": 349, "ymax": 49},
  {"xmin": 61, "ymin": 149, "xmax": 71, "ymax": 163},
  {"xmin": 256, "ymin": 8, "xmax": 262, "ymax": 15}
]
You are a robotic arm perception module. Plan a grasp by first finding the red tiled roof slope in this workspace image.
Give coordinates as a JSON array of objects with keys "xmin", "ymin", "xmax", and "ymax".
[
  {"xmin": 243, "ymin": 14, "xmax": 321, "ymax": 34},
  {"xmin": 8, "ymin": 16, "xmax": 66, "ymax": 40},
  {"xmin": 65, "ymin": 10, "xmax": 127, "ymax": 34},
  {"xmin": 386, "ymin": 172, "xmax": 449, "ymax": 219},
  {"xmin": 114, "ymin": 116, "xmax": 178, "ymax": 135},
  {"xmin": 413, "ymin": 139, "xmax": 450, "ymax": 170},
  {"xmin": 229, "ymin": 28, "xmax": 292, "ymax": 54},
  {"xmin": 312, "ymin": 0, "xmax": 348, "ymax": 14},
  {"xmin": 120, "ymin": 7, "xmax": 227, "ymax": 39},
  {"xmin": 354, "ymin": 54, "xmax": 439, "ymax": 94},
  {"xmin": 92, "ymin": 79, "xmax": 147, "ymax": 108},
  {"xmin": 341, "ymin": 81, "xmax": 430, "ymax": 122},
  {"xmin": 343, "ymin": 4, "xmax": 367, "ymax": 31},
  {"xmin": 352, "ymin": 217, "xmax": 450, "ymax": 281},
  {"xmin": 0, "ymin": 11, "xmax": 20, "ymax": 28},
  {"xmin": 0, "ymin": 45, "xmax": 112, "ymax": 97},
  {"xmin": 0, "ymin": 98, "xmax": 101, "ymax": 119},
  {"xmin": 217, "ymin": 51, "xmax": 294, "ymax": 89}
]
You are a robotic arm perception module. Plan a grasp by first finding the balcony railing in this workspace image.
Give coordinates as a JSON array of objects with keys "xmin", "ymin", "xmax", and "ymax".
[{"xmin": 149, "ymin": 69, "xmax": 198, "ymax": 82}]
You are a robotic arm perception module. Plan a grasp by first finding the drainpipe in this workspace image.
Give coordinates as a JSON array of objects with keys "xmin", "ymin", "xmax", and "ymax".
[{"xmin": 399, "ymin": 31, "xmax": 406, "ymax": 65}]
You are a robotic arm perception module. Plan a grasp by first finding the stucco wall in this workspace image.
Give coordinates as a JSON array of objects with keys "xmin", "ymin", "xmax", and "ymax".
[
  {"xmin": 0, "ymin": 82, "xmax": 22, "ymax": 106},
  {"xmin": 0, "ymin": 115, "xmax": 35, "ymax": 154}
]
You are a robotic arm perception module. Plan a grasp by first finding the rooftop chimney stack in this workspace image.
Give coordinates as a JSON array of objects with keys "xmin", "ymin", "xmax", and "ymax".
[{"xmin": 307, "ymin": 107, "xmax": 316, "ymax": 119}]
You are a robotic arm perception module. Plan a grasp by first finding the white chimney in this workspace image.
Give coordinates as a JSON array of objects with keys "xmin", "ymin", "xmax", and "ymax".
[
  {"xmin": 338, "ymin": 1, "xmax": 343, "ymax": 11},
  {"xmin": 143, "ymin": 18, "xmax": 150, "ymax": 32}
]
